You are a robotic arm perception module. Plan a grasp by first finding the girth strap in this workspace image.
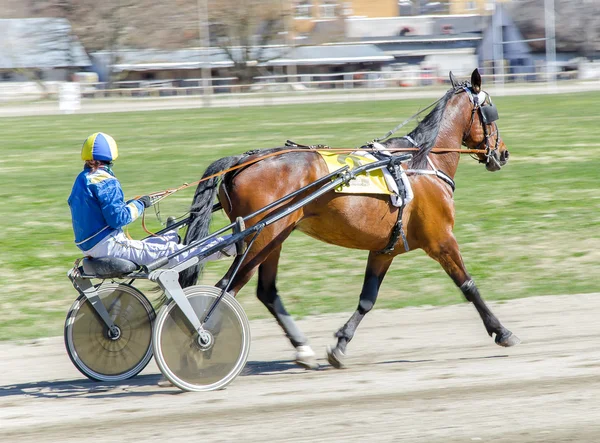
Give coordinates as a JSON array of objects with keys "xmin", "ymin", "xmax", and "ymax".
[
  {"xmin": 379, "ymin": 204, "xmax": 409, "ymax": 255},
  {"xmin": 378, "ymin": 162, "xmax": 410, "ymax": 255}
]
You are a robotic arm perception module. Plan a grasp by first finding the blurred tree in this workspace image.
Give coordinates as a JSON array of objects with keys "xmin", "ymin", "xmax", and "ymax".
[
  {"xmin": 15, "ymin": 0, "xmax": 292, "ymax": 85},
  {"xmin": 206, "ymin": 0, "xmax": 291, "ymax": 86},
  {"xmin": 23, "ymin": 0, "xmax": 135, "ymax": 85},
  {"xmin": 509, "ymin": 0, "xmax": 600, "ymax": 56},
  {"xmin": 6, "ymin": 0, "xmax": 344, "ymax": 86},
  {"xmin": 1, "ymin": 0, "xmax": 29, "ymax": 17}
]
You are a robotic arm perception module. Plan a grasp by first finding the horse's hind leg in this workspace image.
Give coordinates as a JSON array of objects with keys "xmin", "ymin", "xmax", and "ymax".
[
  {"xmin": 257, "ymin": 246, "xmax": 319, "ymax": 369},
  {"xmin": 327, "ymin": 252, "xmax": 394, "ymax": 369},
  {"xmin": 218, "ymin": 222, "xmax": 318, "ymax": 369},
  {"xmin": 425, "ymin": 235, "xmax": 520, "ymax": 347}
]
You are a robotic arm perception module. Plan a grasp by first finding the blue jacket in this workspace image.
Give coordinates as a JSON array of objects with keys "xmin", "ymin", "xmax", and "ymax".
[{"xmin": 68, "ymin": 165, "xmax": 145, "ymax": 251}]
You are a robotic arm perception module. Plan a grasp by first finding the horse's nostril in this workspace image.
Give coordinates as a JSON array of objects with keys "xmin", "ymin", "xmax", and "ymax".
[{"xmin": 503, "ymin": 150, "xmax": 510, "ymax": 160}]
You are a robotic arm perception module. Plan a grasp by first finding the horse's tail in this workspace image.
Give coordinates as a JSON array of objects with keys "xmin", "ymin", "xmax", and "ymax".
[{"xmin": 179, "ymin": 154, "xmax": 244, "ymax": 288}]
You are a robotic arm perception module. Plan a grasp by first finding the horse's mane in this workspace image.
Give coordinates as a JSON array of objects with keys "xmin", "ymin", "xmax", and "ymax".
[
  {"xmin": 236, "ymin": 85, "xmax": 463, "ymax": 172},
  {"xmin": 383, "ymin": 87, "xmax": 458, "ymax": 170}
]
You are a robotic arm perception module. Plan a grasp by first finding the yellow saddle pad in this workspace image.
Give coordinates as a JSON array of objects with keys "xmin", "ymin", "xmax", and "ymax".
[{"xmin": 317, "ymin": 151, "xmax": 391, "ymax": 195}]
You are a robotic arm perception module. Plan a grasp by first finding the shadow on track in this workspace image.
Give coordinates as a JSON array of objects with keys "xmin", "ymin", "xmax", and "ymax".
[
  {"xmin": 1, "ymin": 354, "xmax": 510, "ymax": 399},
  {"xmin": 0, "ymin": 359, "xmax": 321, "ymax": 399},
  {"xmin": 0, "ymin": 374, "xmax": 172, "ymax": 399}
]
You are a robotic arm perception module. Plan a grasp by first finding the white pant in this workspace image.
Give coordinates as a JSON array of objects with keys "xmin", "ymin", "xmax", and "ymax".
[{"xmin": 83, "ymin": 230, "xmax": 235, "ymax": 267}]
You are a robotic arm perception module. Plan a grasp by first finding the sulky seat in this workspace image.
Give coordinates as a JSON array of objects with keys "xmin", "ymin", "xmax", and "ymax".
[{"xmin": 82, "ymin": 257, "xmax": 140, "ymax": 278}]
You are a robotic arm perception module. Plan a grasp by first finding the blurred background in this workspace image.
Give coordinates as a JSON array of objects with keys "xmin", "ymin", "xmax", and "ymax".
[
  {"xmin": 0, "ymin": 0, "xmax": 599, "ymax": 340},
  {"xmin": 1, "ymin": 0, "xmax": 599, "ymax": 102}
]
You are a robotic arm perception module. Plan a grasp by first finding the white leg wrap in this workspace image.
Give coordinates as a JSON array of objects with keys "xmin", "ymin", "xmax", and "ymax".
[
  {"xmin": 295, "ymin": 345, "xmax": 315, "ymax": 359},
  {"xmin": 294, "ymin": 345, "xmax": 319, "ymax": 369}
]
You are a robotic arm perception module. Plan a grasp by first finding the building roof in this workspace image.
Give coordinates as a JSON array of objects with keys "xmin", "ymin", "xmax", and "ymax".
[
  {"xmin": 94, "ymin": 48, "xmax": 234, "ymax": 72},
  {"xmin": 353, "ymin": 33, "xmax": 481, "ymax": 60},
  {"xmin": 267, "ymin": 44, "xmax": 394, "ymax": 66},
  {"xmin": 95, "ymin": 44, "xmax": 393, "ymax": 72},
  {"xmin": 0, "ymin": 18, "xmax": 91, "ymax": 70}
]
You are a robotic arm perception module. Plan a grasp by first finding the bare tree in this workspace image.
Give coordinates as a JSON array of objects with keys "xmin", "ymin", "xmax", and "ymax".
[
  {"xmin": 207, "ymin": 0, "xmax": 291, "ymax": 86},
  {"xmin": 509, "ymin": 0, "xmax": 600, "ymax": 56},
  {"xmin": 8, "ymin": 0, "xmax": 345, "ymax": 87},
  {"xmin": 23, "ymin": 0, "xmax": 137, "ymax": 85}
]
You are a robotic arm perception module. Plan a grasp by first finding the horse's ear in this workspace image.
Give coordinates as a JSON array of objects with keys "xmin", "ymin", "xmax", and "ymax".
[
  {"xmin": 449, "ymin": 71, "xmax": 458, "ymax": 88},
  {"xmin": 471, "ymin": 68, "xmax": 482, "ymax": 93}
]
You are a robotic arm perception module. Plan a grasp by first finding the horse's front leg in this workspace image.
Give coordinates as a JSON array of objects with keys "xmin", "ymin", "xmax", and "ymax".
[
  {"xmin": 425, "ymin": 235, "xmax": 520, "ymax": 347},
  {"xmin": 327, "ymin": 252, "xmax": 393, "ymax": 368}
]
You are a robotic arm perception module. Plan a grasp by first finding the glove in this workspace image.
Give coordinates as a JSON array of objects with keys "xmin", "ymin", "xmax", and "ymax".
[{"xmin": 138, "ymin": 195, "xmax": 152, "ymax": 208}]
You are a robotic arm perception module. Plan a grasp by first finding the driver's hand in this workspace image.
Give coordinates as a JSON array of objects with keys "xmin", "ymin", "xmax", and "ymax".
[{"xmin": 138, "ymin": 195, "xmax": 152, "ymax": 208}]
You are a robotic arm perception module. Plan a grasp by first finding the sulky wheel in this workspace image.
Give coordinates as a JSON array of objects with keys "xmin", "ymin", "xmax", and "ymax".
[
  {"xmin": 153, "ymin": 285, "xmax": 250, "ymax": 392},
  {"xmin": 64, "ymin": 283, "xmax": 155, "ymax": 382}
]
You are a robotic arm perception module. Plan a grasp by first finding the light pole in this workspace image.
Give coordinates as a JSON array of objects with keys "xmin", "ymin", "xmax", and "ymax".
[
  {"xmin": 198, "ymin": 0, "xmax": 212, "ymax": 100},
  {"xmin": 491, "ymin": 0, "xmax": 504, "ymax": 93},
  {"xmin": 280, "ymin": 0, "xmax": 297, "ymax": 84},
  {"xmin": 544, "ymin": 0, "xmax": 556, "ymax": 92}
]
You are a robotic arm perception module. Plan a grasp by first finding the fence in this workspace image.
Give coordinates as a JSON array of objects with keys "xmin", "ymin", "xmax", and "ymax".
[{"xmin": 0, "ymin": 65, "xmax": 593, "ymax": 103}]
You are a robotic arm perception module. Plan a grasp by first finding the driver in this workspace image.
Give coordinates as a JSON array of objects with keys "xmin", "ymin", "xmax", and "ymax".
[{"xmin": 68, "ymin": 132, "xmax": 238, "ymax": 266}]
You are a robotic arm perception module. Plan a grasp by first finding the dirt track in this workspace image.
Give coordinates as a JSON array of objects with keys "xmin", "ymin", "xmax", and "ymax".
[{"xmin": 2, "ymin": 293, "xmax": 600, "ymax": 442}]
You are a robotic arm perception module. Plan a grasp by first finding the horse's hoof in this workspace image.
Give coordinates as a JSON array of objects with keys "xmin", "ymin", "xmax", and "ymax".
[
  {"xmin": 295, "ymin": 345, "xmax": 319, "ymax": 370},
  {"xmin": 495, "ymin": 331, "xmax": 521, "ymax": 347},
  {"xmin": 157, "ymin": 376, "xmax": 173, "ymax": 388},
  {"xmin": 326, "ymin": 345, "xmax": 347, "ymax": 369}
]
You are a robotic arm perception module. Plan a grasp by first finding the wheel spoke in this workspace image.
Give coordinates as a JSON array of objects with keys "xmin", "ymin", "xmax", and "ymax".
[
  {"xmin": 153, "ymin": 285, "xmax": 250, "ymax": 392},
  {"xmin": 65, "ymin": 283, "xmax": 154, "ymax": 381}
]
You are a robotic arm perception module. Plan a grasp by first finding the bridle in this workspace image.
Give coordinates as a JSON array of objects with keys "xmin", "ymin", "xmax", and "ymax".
[{"xmin": 459, "ymin": 84, "xmax": 501, "ymax": 167}]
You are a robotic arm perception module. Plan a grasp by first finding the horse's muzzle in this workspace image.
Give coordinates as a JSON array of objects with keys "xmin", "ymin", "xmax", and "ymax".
[
  {"xmin": 486, "ymin": 149, "xmax": 509, "ymax": 171},
  {"xmin": 486, "ymin": 152, "xmax": 502, "ymax": 171}
]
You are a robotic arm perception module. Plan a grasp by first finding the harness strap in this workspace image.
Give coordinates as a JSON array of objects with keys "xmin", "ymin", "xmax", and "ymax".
[
  {"xmin": 379, "ymin": 204, "xmax": 408, "ymax": 255},
  {"xmin": 402, "ymin": 135, "xmax": 418, "ymax": 147},
  {"xmin": 406, "ymin": 168, "xmax": 456, "ymax": 192},
  {"xmin": 378, "ymin": 161, "xmax": 410, "ymax": 255},
  {"xmin": 401, "ymin": 137, "xmax": 456, "ymax": 192}
]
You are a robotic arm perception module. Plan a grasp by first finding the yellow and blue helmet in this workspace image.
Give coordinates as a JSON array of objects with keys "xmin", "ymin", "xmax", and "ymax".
[{"xmin": 81, "ymin": 132, "xmax": 119, "ymax": 162}]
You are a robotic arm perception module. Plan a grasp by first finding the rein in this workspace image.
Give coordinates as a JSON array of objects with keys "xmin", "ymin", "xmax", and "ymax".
[
  {"xmin": 144, "ymin": 86, "xmax": 488, "ymax": 206},
  {"xmin": 143, "ymin": 145, "xmax": 485, "ymax": 203},
  {"xmin": 138, "ymin": 145, "xmax": 485, "ymax": 236},
  {"xmin": 371, "ymin": 96, "xmax": 445, "ymax": 143},
  {"xmin": 138, "ymin": 89, "xmax": 492, "ymax": 234}
]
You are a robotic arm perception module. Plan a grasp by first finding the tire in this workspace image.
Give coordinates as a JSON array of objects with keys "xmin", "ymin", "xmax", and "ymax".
[
  {"xmin": 153, "ymin": 285, "xmax": 250, "ymax": 392},
  {"xmin": 64, "ymin": 283, "xmax": 155, "ymax": 382}
]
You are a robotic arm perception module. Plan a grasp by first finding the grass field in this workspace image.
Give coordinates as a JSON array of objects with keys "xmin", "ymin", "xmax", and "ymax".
[{"xmin": 0, "ymin": 90, "xmax": 599, "ymax": 341}]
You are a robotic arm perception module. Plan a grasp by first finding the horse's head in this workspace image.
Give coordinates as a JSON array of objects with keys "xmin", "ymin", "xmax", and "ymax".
[{"xmin": 450, "ymin": 69, "xmax": 509, "ymax": 172}]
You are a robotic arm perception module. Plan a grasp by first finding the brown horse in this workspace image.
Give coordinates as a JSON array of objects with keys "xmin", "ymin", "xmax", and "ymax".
[{"xmin": 181, "ymin": 69, "xmax": 519, "ymax": 369}]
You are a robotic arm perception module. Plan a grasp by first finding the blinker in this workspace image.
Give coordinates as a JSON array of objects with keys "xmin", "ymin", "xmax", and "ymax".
[{"xmin": 480, "ymin": 104, "xmax": 499, "ymax": 124}]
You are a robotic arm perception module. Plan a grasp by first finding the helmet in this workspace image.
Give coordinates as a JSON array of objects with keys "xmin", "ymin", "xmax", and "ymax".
[{"xmin": 81, "ymin": 132, "xmax": 119, "ymax": 162}]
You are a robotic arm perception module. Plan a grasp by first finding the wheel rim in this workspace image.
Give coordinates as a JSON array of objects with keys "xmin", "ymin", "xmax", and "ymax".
[
  {"xmin": 154, "ymin": 286, "xmax": 250, "ymax": 391},
  {"xmin": 66, "ymin": 283, "xmax": 154, "ymax": 381}
]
